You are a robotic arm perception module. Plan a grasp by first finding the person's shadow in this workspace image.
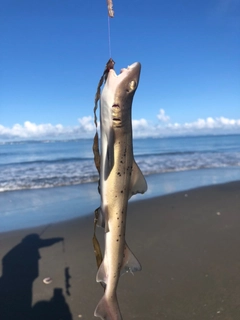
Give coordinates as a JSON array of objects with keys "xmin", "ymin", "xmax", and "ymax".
[
  {"xmin": 0, "ymin": 233, "xmax": 72, "ymax": 320},
  {"xmin": 32, "ymin": 287, "xmax": 72, "ymax": 320}
]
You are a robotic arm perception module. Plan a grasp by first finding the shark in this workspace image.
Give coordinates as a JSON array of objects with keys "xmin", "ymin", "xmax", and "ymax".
[{"xmin": 94, "ymin": 62, "xmax": 147, "ymax": 320}]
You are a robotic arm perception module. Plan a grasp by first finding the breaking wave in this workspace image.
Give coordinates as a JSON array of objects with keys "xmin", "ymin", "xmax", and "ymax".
[{"xmin": 1, "ymin": 135, "xmax": 240, "ymax": 192}]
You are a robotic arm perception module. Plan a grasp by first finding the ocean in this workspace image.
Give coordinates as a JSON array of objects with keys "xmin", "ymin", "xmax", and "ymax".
[
  {"xmin": 1, "ymin": 134, "xmax": 240, "ymax": 232},
  {"xmin": 1, "ymin": 135, "xmax": 240, "ymax": 192}
]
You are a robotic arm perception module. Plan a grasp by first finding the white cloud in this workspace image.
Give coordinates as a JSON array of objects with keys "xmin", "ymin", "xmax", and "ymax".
[
  {"xmin": 132, "ymin": 118, "xmax": 152, "ymax": 138},
  {"xmin": 77, "ymin": 116, "xmax": 95, "ymax": 132},
  {"xmin": 132, "ymin": 118, "xmax": 148, "ymax": 130},
  {"xmin": 1, "ymin": 114, "xmax": 240, "ymax": 141},
  {"xmin": 165, "ymin": 116, "xmax": 240, "ymax": 135},
  {"xmin": 183, "ymin": 116, "xmax": 240, "ymax": 130},
  {"xmin": 0, "ymin": 117, "xmax": 96, "ymax": 141},
  {"xmin": 0, "ymin": 122, "xmax": 64, "ymax": 139},
  {"xmin": 132, "ymin": 115, "xmax": 240, "ymax": 137},
  {"xmin": 157, "ymin": 109, "xmax": 170, "ymax": 122}
]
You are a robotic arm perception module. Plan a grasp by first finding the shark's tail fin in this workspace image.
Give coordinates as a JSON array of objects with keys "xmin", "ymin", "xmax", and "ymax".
[{"xmin": 94, "ymin": 293, "xmax": 122, "ymax": 320}]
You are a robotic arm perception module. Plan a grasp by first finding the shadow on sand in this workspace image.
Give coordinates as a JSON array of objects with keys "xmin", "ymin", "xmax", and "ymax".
[
  {"xmin": 32, "ymin": 287, "xmax": 72, "ymax": 320},
  {"xmin": 0, "ymin": 233, "xmax": 72, "ymax": 320}
]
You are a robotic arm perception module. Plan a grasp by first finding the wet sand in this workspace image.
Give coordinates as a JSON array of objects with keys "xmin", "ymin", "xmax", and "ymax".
[{"xmin": 0, "ymin": 181, "xmax": 240, "ymax": 320}]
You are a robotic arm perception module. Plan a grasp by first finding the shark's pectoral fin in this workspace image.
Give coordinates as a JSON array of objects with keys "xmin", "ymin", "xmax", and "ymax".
[
  {"xmin": 94, "ymin": 293, "xmax": 122, "ymax": 320},
  {"xmin": 129, "ymin": 160, "xmax": 147, "ymax": 198},
  {"xmin": 121, "ymin": 243, "xmax": 142, "ymax": 276},
  {"xmin": 96, "ymin": 259, "xmax": 107, "ymax": 284}
]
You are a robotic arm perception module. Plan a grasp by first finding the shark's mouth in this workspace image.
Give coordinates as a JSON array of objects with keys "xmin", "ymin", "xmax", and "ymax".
[
  {"xmin": 110, "ymin": 67, "xmax": 129, "ymax": 77},
  {"xmin": 120, "ymin": 68, "xmax": 128, "ymax": 74},
  {"xmin": 111, "ymin": 62, "xmax": 140, "ymax": 77}
]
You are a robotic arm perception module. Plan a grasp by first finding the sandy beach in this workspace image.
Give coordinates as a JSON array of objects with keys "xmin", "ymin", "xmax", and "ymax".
[{"xmin": 1, "ymin": 181, "xmax": 240, "ymax": 320}]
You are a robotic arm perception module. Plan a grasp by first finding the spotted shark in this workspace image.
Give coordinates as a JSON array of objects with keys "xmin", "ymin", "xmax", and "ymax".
[{"xmin": 94, "ymin": 62, "xmax": 147, "ymax": 320}]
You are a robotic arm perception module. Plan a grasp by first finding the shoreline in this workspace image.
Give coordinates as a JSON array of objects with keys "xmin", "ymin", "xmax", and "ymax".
[
  {"xmin": 1, "ymin": 167, "xmax": 240, "ymax": 233},
  {"xmin": 0, "ymin": 180, "xmax": 240, "ymax": 319}
]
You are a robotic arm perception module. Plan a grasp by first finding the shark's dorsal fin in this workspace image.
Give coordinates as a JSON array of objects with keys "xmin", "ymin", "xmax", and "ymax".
[{"xmin": 129, "ymin": 160, "xmax": 147, "ymax": 198}]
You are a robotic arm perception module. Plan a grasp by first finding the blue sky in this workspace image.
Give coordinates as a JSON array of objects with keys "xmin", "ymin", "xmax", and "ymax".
[{"xmin": 0, "ymin": 0, "xmax": 239, "ymax": 140}]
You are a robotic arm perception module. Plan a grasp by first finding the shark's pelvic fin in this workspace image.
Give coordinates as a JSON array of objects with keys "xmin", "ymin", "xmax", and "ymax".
[
  {"xmin": 121, "ymin": 243, "xmax": 142, "ymax": 275},
  {"xmin": 129, "ymin": 160, "xmax": 148, "ymax": 198},
  {"xmin": 94, "ymin": 293, "xmax": 122, "ymax": 320}
]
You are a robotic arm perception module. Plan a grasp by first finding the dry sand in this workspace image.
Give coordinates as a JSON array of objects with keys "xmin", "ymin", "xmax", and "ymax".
[{"xmin": 0, "ymin": 181, "xmax": 240, "ymax": 320}]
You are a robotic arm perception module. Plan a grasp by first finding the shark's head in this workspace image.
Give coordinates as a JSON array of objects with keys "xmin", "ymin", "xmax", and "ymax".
[{"xmin": 101, "ymin": 62, "xmax": 141, "ymax": 129}]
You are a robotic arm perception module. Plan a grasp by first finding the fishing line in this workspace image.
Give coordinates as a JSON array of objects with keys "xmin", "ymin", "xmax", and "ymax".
[
  {"xmin": 107, "ymin": 16, "xmax": 112, "ymax": 58},
  {"xmin": 106, "ymin": 0, "xmax": 114, "ymax": 58}
]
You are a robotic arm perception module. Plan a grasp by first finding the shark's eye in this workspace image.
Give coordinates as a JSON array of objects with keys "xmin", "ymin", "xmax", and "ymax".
[{"xmin": 127, "ymin": 81, "xmax": 137, "ymax": 93}]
